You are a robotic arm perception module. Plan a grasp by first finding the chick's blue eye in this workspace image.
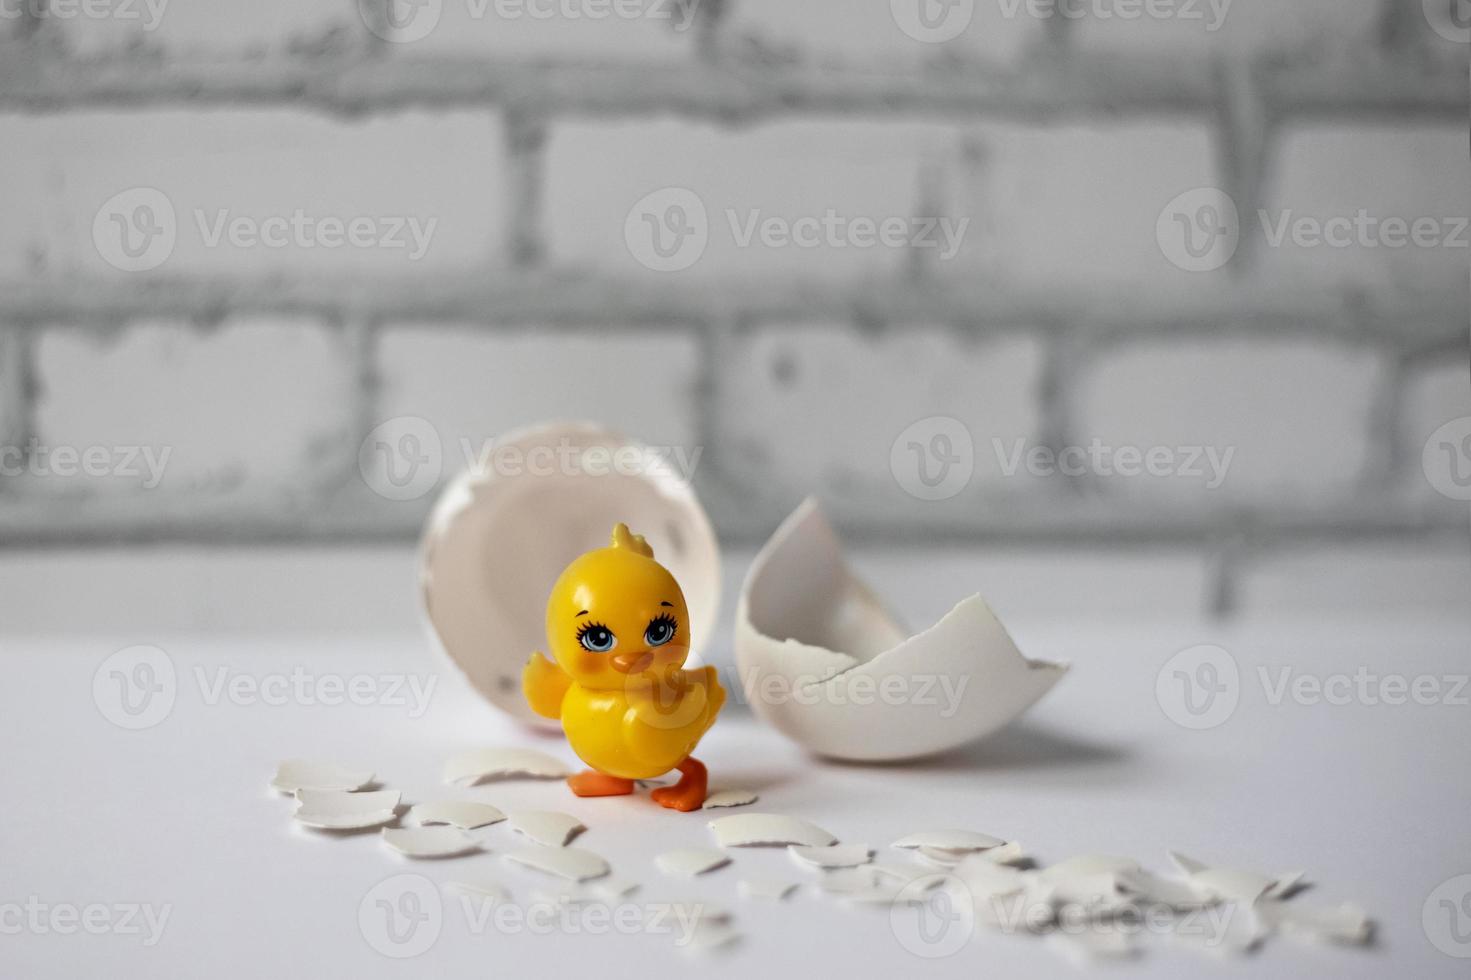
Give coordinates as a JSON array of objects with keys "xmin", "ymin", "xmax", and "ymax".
[
  {"xmin": 644, "ymin": 614, "xmax": 678, "ymax": 647},
  {"xmin": 577, "ymin": 624, "xmax": 616, "ymax": 653}
]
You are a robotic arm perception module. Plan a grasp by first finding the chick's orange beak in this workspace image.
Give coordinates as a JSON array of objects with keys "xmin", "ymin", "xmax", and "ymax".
[{"xmin": 610, "ymin": 650, "xmax": 655, "ymax": 674}]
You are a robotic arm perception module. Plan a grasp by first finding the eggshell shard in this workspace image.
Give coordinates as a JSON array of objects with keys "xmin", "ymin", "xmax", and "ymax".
[
  {"xmin": 734, "ymin": 499, "xmax": 1067, "ymax": 761},
  {"xmin": 508, "ymin": 810, "xmax": 585, "ymax": 847},
  {"xmin": 701, "ymin": 789, "xmax": 758, "ymax": 810},
  {"xmin": 1256, "ymin": 900, "xmax": 1372, "ymax": 945},
  {"xmin": 656, "ymin": 848, "xmax": 732, "ymax": 877},
  {"xmin": 382, "ymin": 826, "xmax": 484, "ymax": 859},
  {"xmin": 442, "ymin": 748, "xmax": 571, "ymax": 785},
  {"xmin": 293, "ymin": 789, "xmax": 401, "ymax": 830},
  {"xmin": 271, "ymin": 760, "xmax": 373, "ymax": 794},
  {"xmin": 893, "ymin": 829, "xmax": 1007, "ymax": 852},
  {"xmin": 789, "ymin": 844, "xmax": 873, "ymax": 870},
  {"xmin": 709, "ymin": 813, "xmax": 837, "ymax": 848},
  {"xmin": 503, "ymin": 846, "xmax": 611, "ymax": 882},
  {"xmin": 1168, "ymin": 851, "xmax": 1303, "ymax": 904},
  {"xmin": 409, "ymin": 800, "xmax": 506, "ymax": 830},
  {"xmin": 420, "ymin": 422, "xmax": 721, "ymax": 728}
]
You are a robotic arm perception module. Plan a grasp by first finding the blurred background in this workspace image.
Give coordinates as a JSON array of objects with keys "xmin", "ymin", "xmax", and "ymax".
[{"xmin": 0, "ymin": 0, "xmax": 1466, "ymax": 633}]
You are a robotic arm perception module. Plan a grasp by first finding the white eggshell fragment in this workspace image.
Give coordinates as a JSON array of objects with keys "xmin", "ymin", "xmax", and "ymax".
[
  {"xmin": 420, "ymin": 422, "xmax": 722, "ymax": 728},
  {"xmin": 656, "ymin": 848, "xmax": 732, "ymax": 877},
  {"xmin": 709, "ymin": 813, "xmax": 837, "ymax": 848},
  {"xmin": 293, "ymin": 789, "xmax": 401, "ymax": 830},
  {"xmin": 503, "ymin": 846, "xmax": 610, "ymax": 882},
  {"xmin": 271, "ymin": 760, "xmax": 373, "ymax": 794},
  {"xmin": 381, "ymin": 826, "xmax": 483, "ymax": 859},
  {"xmin": 734, "ymin": 499, "xmax": 1068, "ymax": 761},
  {"xmin": 409, "ymin": 800, "xmax": 506, "ymax": 829},
  {"xmin": 893, "ymin": 829, "xmax": 1007, "ymax": 852},
  {"xmin": 508, "ymin": 810, "xmax": 585, "ymax": 847},
  {"xmin": 1169, "ymin": 852, "xmax": 1303, "ymax": 904},
  {"xmin": 789, "ymin": 844, "xmax": 873, "ymax": 870},
  {"xmin": 442, "ymin": 748, "xmax": 571, "ymax": 785},
  {"xmin": 702, "ymin": 789, "xmax": 758, "ymax": 809},
  {"xmin": 1256, "ymin": 900, "xmax": 1372, "ymax": 945}
]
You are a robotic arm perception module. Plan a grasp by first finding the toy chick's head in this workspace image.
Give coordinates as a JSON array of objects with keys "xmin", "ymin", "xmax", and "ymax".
[{"xmin": 544, "ymin": 523, "xmax": 691, "ymax": 689}]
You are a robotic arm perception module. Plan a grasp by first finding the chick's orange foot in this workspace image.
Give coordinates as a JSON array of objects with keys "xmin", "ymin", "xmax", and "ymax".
[
  {"xmin": 567, "ymin": 771, "xmax": 635, "ymax": 797},
  {"xmin": 651, "ymin": 757, "xmax": 708, "ymax": 812}
]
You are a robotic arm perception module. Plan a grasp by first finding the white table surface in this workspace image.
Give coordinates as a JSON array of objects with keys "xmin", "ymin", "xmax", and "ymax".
[{"xmin": 3, "ymin": 607, "xmax": 1467, "ymax": 979}]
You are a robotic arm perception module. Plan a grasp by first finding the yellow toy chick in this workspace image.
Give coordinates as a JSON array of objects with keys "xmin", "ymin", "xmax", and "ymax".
[{"xmin": 523, "ymin": 523, "xmax": 725, "ymax": 812}]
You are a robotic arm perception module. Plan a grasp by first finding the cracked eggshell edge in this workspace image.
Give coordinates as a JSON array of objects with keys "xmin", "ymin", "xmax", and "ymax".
[{"xmin": 734, "ymin": 498, "xmax": 1069, "ymax": 761}]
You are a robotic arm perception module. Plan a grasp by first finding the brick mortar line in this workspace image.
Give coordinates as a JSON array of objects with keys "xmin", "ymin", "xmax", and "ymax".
[
  {"xmin": 0, "ymin": 50, "xmax": 1459, "ymax": 121},
  {"xmin": 1, "ymin": 277, "xmax": 1461, "ymax": 348},
  {"xmin": 0, "ymin": 496, "xmax": 1460, "ymax": 547}
]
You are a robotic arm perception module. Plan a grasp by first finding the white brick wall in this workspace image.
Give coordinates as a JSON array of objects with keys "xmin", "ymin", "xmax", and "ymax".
[
  {"xmin": 1074, "ymin": 339, "xmax": 1383, "ymax": 502},
  {"xmin": 1263, "ymin": 124, "xmax": 1469, "ymax": 289},
  {"xmin": 729, "ymin": 0, "xmax": 1042, "ymax": 62},
  {"xmin": 376, "ymin": 325, "xmax": 701, "ymax": 484},
  {"xmin": 944, "ymin": 121, "xmax": 1218, "ymax": 286},
  {"xmin": 546, "ymin": 119, "xmax": 956, "ymax": 279},
  {"xmin": 31, "ymin": 319, "xmax": 355, "ymax": 497},
  {"xmin": 0, "ymin": 111, "xmax": 504, "ymax": 278},
  {"xmin": 711, "ymin": 323, "xmax": 1044, "ymax": 516},
  {"xmin": 0, "ymin": 0, "xmax": 1463, "ymax": 604}
]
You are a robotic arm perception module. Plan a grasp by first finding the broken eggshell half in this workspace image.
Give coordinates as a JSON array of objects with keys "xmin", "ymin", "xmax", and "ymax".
[
  {"xmin": 420, "ymin": 422, "xmax": 720, "ymax": 729},
  {"xmin": 734, "ymin": 498, "xmax": 1067, "ymax": 761}
]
